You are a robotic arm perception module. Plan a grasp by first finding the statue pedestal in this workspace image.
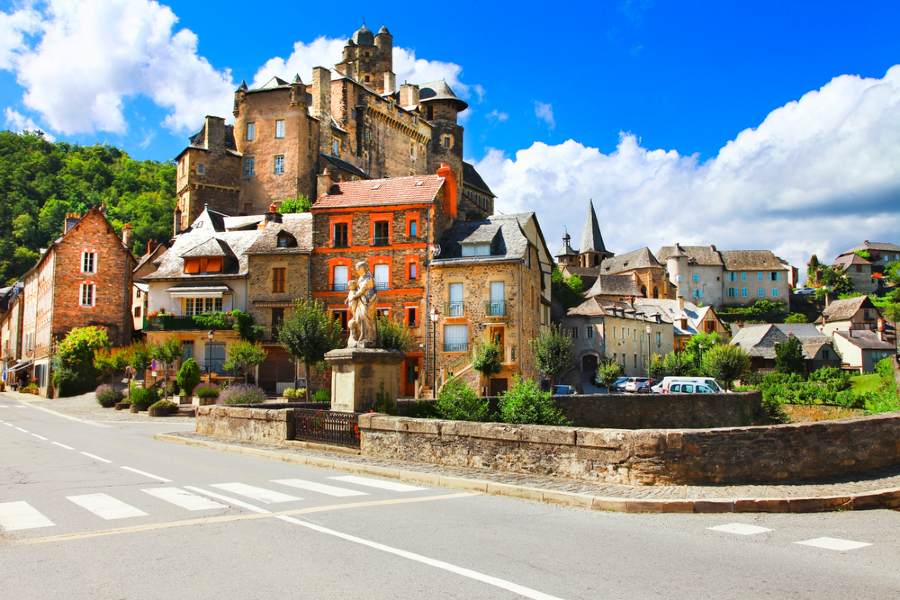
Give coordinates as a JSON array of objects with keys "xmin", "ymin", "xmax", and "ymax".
[{"xmin": 325, "ymin": 348, "xmax": 404, "ymax": 413}]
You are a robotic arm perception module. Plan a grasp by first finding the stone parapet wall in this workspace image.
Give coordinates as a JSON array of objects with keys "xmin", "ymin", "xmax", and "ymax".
[
  {"xmin": 358, "ymin": 412, "xmax": 900, "ymax": 486},
  {"xmin": 196, "ymin": 405, "xmax": 292, "ymax": 444}
]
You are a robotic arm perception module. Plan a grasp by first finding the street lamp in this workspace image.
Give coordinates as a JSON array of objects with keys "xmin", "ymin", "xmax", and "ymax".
[
  {"xmin": 206, "ymin": 330, "xmax": 214, "ymax": 385},
  {"xmin": 645, "ymin": 324, "xmax": 652, "ymax": 380},
  {"xmin": 429, "ymin": 306, "xmax": 440, "ymax": 394}
]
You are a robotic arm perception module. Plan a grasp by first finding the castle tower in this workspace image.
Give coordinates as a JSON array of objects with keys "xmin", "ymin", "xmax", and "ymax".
[
  {"xmin": 421, "ymin": 80, "xmax": 467, "ymax": 211},
  {"xmin": 578, "ymin": 199, "xmax": 613, "ymax": 268},
  {"xmin": 555, "ymin": 231, "xmax": 578, "ymax": 268},
  {"xmin": 665, "ymin": 243, "xmax": 688, "ymax": 299},
  {"xmin": 335, "ymin": 23, "xmax": 395, "ymax": 93}
]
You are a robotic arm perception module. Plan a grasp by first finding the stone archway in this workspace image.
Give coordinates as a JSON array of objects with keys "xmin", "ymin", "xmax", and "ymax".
[{"xmin": 581, "ymin": 353, "xmax": 599, "ymax": 384}]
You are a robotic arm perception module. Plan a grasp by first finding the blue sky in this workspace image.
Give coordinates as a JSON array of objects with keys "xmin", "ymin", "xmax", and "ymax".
[{"xmin": 2, "ymin": 0, "xmax": 900, "ymax": 269}]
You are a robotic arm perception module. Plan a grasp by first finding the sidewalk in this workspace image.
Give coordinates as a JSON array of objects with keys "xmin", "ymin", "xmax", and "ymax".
[
  {"xmin": 157, "ymin": 431, "xmax": 900, "ymax": 514},
  {"xmin": 2, "ymin": 390, "xmax": 194, "ymax": 424}
]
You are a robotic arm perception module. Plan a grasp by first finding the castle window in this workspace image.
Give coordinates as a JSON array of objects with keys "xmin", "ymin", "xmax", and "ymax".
[
  {"xmin": 246, "ymin": 122, "xmax": 256, "ymax": 141},
  {"xmin": 242, "ymin": 157, "xmax": 255, "ymax": 177},
  {"xmin": 81, "ymin": 251, "xmax": 96, "ymax": 274},
  {"xmin": 406, "ymin": 306, "xmax": 418, "ymax": 328},
  {"xmin": 408, "ymin": 261, "xmax": 417, "ymax": 280},
  {"xmin": 79, "ymin": 283, "xmax": 95, "ymax": 307},
  {"xmin": 184, "ymin": 297, "xmax": 223, "ymax": 316},
  {"xmin": 275, "ymin": 120, "xmax": 285, "ymax": 139},
  {"xmin": 274, "ymin": 154, "xmax": 285, "ymax": 175},
  {"xmin": 197, "ymin": 163, "xmax": 205, "ymax": 175},
  {"xmin": 440, "ymin": 134, "xmax": 454, "ymax": 150},
  {"xmin": 408, "ymin": 218, "xmax": 418, "ymax": 237},
  {"xmin": 272, "ymin": 267, "xmax": 286, "ymax": 293},
  {"xmin": 443, "ymin": 324, "xmax": 468, "ymax": 352},
  {"xmin": 332, "ymin": 138, "xmax": 340, "ymax": 157},
  {"xmin": 332, "ymin": 309, "xmax": 348, "ymax": 331}
]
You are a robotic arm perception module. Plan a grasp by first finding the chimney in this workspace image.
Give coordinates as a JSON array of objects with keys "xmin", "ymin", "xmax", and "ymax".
[
  {"xmin": 317, "ymin": 168, "xmax": 335, "ymax": 198},
  {"xmin": 680, "ymin": 318, "xmax": 688, "ymax": 330},
  {"xmin": 437, "ymin": 163, "xmax": 458, "ymax": 219},
  {"xmin": 173, "ymin": 209, "xmax": 182, "ymax": 235},
  {"xmin": 265, "ymin": 202, "xmax": 282, "ymax": 224},
  {"xmin": 384, "ymin": 72, "xmax": 396, "ymax": 96},
  {"xmin": 122, "ymin": 223, "xmax": 133, "ymax": 249},
  {"xmin": 64, "ymin": 212, "xmax": 80, "ymax": 234},
  {"xmin": 145, "ymin": 239, "xmax": 156, "ymax": 257},
  {"xmin": 678, "ymin": 296, "xmax": 685, "ymax": 312},
  {"xmin": 399, "ymin": 83, "xmax": 419, "ymax": 107},
  {"xmin": 204, "ymin": 116, "xmax": 226, "ymax": 150},
  {"xmin": 312, "ymin": 67, "xmax": 332, "ymax": 122}
]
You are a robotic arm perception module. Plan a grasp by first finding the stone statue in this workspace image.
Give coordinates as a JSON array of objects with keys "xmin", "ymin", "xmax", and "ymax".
[{"xmin": 346, "ymin": 260, "xmax": 377, "ymax": 348}]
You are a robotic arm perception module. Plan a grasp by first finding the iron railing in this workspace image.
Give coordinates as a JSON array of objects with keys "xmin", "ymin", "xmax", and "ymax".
[
  {"xmin": 375, "ymin": 281, "xmax": 389, "ymax": 291},
  {"xmin": 332, "ymin": 282, "xmax": 348, "ymax": 292},
  {"xmin": 144, "ymin": 314, "xmax": 235, "ymax": 331},
  {"xmin": 372, "ymin": 236, "xmax": 390, "ymax": 246},
  {"xmin": 443, "ymin": 341, "xmax": 468, "ymax": 353},
  {"xmin": 292, "ymin": 408, "xmax": 360, "ymax": 447},
  {"xmin": 485, "ymin": 300, "xmax": 506, "ymax": 316},
  {"xmin": 445, "ymin": 301, "xmax": 464, "ymax": 317}
]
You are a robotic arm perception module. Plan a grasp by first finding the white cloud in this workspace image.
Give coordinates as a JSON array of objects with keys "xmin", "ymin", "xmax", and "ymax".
[
  {"xmin": 0, "ymin": 7, "xmax": 40, "ymax": 69},
  {"xmin": 4, "ymin": 107, "xmax": 55, "ymax": 141},
  {"xmin": 251, "ymin": 36, "xmax": 474, "ymax": 98},
  {"xmin": 487, "ymin": 109, "xmax": 509, "ymax": 123},
  {"xmin": 1, "ymin": 0, "xmax": 234, "ymax": 135},
  {"xmin": 534, "ymin": 101, "xmax": 555, "ymax": 129},
  {"xmin": 478, "ymin": 67, "xmax": 900, "ymax": 274}
]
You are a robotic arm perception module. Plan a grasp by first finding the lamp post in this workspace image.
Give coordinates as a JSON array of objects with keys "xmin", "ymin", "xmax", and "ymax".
[
  {"xmin": 429, "ymin": 306, "xmax": 440, "ymax": 395},
  {"xmin": 206, "ymin": 330, "xmax": 214, "ymax": 385},
  {"xmin": 645, "ymin": 324, "xmax": 652, "ymax": 381}
]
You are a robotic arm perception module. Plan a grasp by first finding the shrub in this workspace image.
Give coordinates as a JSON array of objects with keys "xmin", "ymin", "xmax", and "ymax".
[
  {"xmin": 596, "ymin": 360, "xmax": 623, "ymax": 390},
  {"xmin": 220, "ymin": 384, "xmax": 266, "ymax": 405},
  {"xmin": 864, "ymin": 390, "xmax": 900, "ymax": 414},
  {"xmin": 376, "ymin": 316, "xmax": 412, "ymax": 352},
  {"xmin": 283, "ymin": 387, "xmax": 298, "ymax": 400},
  {"xmin": 498, "ymin": 377, "xmax": 569, "ymax": 426},
  {"xmin": 373, "ymin": 383, "xmax": 397, "ymax": 415},
  {"xmin": 176, "ymin": 358, "xmax": 201, "ymax": 396},
  {"xmin": 700, "ymin": 344, "xmax": 749, "ymax": 390},
  {"xmin": 20, "ymin": 382, "xmax": 39, "ymax": 394},
  {"xmin": 277, "ymin": 195, "xmax": 312, "ymax": 213},
  {"xmin": 129, "ymin": 385, "xmax": 158, "ymax": 411},
  {"xmin": 875, "ymin": 357, "xmax": 895, "ymax": 381},
  {"xmin": 402, "ymin": 400, "xmax": 440, "ymax": 419},
  {"xmin": 95, "ymin": 384, "xmax": 124, "ymax": 408},
  {"xmin": 148, "ymin": 399, "xmax": 178, "ymax": 416},
  {"xmin": 757, "ymin": 394, "xmax": 789, "ymax": 424},
  {"xmin": 472, "ymin": 342, "xmax": 502, "ymax": 380},
  {"xmin": 194, "ymin": 384, "xmax": 220, "ymax": 399},
  {"xmin": 785, "ymin": 312, "xmax": 808, "ymax": 324},
  {"xmin": 774, "ymin": 335, "xmax": 805, "ymax": 375},
  {"xmin": 54, "ymin": 326, "xmax": 111, "ymax": 396},
  {"xmin": 312, "ymin": 389, "xmax": 330, "ymax": 404},
  {"xmin": 436, "ymin": 377, "xmax": 489, "ymax": 422}
]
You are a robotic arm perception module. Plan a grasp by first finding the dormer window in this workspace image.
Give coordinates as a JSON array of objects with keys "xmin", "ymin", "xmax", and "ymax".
[
  {"xmin": 184, "ymin": 257, "xmax": 223, "ymax": 274},
  {"xmin": 461, "ymin": 243, "xmax": 490, "ymax": 257},
  {"xmin": 276, "ymin": 231, "xmax": 297, "ymax": 248}
]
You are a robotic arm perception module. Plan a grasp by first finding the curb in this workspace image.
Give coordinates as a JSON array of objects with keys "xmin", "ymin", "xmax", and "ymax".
[{"xmin": 154, "ymin": 433, "xmax": 900, "ymax": 514}]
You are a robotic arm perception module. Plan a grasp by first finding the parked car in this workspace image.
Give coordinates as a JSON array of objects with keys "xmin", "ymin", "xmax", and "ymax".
[
  {"xmin": 657, "ymin": 377, "xmax": 724, "ymax": 394},
  {"xmin": 552, "ymin": 384, "xmax": 577, "ymax": 396},
  {"xmin": 624, "ymin": 377, "xmax": 653, "ymax": 393},
  {"xmin": 609, "ymin": 377, "xmax": 629, "ymax": 392}
]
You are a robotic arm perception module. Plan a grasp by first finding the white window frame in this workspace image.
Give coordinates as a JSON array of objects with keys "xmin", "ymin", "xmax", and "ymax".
[
  {"xmin": 274, "ymin": 154, "xmax": 285, "ymax": 175},
  {"xmin": 79, "ymin": 282, "xmax": 95, "ymax": 307},
  {"xmin": 374, "ymin": 263, "xmax": 390, "ymax": 291},
  {"xmin": 81, "ymin": 251, "xmax": 97, "ymax": 274},
  {"xmin": 443, "ymin": 324, "xmax": 469, "ymax": 352},
  {"xmin": 246, "ymin": 122, "xmax": 256, "ymax": 141},
  {"xmin": 333, "ymin": 265, "xmax": 349, "ymax": 291},
  {"xmin": 243, "ymin": 157, "xmax": 255, "ymax": 177},
  {"xmin": 275, "ymin": 120, "xmax": 285, "ymax": 139}
]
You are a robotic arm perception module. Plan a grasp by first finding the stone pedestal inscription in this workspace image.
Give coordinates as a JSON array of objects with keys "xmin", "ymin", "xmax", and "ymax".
[{"xmin": 325, "ymin": 348, "xmax": 404, "ymax": 413}]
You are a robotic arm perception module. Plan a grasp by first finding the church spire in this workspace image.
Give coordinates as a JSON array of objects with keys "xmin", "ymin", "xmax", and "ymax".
[{"xmin": 580, "ymin": 199, "xmax": 609, "ymax": 256}]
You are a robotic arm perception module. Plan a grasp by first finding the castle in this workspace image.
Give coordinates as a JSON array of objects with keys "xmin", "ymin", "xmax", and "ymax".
[{"xmin": 174, "ymin": 24, "xmax": 494, "ymax": 232}]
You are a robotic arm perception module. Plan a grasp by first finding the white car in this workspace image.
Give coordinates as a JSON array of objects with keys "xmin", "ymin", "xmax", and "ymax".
[{"xmin": 657, "ymin": 377, "xmax": 724, "ymax": 394}]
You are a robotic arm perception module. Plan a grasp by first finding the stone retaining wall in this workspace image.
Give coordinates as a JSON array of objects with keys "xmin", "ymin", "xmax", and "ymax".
[
  {"xmin": 358, "ymin": 411, "xmax": 900, "ymax": 485},
  {"xmin": 196, "ymin": 405, "xmax": 292, "ymax": 443}
]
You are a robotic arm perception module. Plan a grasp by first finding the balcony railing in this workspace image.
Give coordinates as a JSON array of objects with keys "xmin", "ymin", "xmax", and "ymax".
[
  {"xmin": 332, "ymin": 282, "xmax": 348, "ymax": 292},
  {"xmin": 445, "ymin": 301, "xmax": 464, "ymax": 317},
  {"xmin": 372, "ymin": 236, "xmax": 390, "ymax": 247},
  {"xmin": 485, "ymin": 300, "xmax": 506, "ymax": 317},
  {"xmin": 143, "ymin": 312, "xmax": 235, "ymax": 332},
  {"xmin": 375, "ymin": 281, "xmax": 389, "ymax": 291},
  {"xmin": 443, "ymin": 342, "xmax": 468, "ymax": 353}
]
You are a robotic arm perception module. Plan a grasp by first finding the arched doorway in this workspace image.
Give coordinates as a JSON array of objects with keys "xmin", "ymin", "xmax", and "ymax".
[{"xmin": 581, "ymin": 353, "xmax": 599, "ymax": 384}]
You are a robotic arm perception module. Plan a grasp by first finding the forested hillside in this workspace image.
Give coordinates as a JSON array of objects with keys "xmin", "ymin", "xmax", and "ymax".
[{"xmin": 0, "ymin": 131, "xmax": 176, "ymax": 285}]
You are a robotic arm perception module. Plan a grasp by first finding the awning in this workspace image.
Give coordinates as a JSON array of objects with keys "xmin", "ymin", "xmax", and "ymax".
[
  {"xmin": 8, "ymin": 360, "xmax": 33, "ymax": 373},
  {"xmin": 166, "ymin": 285, "xmax": 232, "ymax": 299}
]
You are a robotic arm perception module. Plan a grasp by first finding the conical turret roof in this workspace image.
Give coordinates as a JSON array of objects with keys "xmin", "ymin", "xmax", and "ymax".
[{"xmin": 580, "ymin": 200, "xmax": 608, "ymax": 255}]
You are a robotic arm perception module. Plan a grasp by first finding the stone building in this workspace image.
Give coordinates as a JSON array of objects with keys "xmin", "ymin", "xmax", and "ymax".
[
  {"xmin": 16, "ymin": 209, "xmax": 135, "ymax": 395},
  {"xmin": 0, "ymin": 283, "xmax": 24, "ymax": 388},
  {"xmin": 819, "ymin": 295, "xmax": 894, "ymax": 344},
  {"xmin": 429, "ymin": 213, "xmax": 553, "ymax": 395},
  {"xmin": 730, "ymin": 324, "xmax": 839, "ymax": 373},
  {"xmin": 632, "ymin": 297, "xmax": 730, "ymax": 352},
  {"xmin": 174, "ymin": 23, "xmax": 491, "ymax": 232},
  {"xmin": 831, "ymin": 241, "xmax": 900, "ymax": 294}
]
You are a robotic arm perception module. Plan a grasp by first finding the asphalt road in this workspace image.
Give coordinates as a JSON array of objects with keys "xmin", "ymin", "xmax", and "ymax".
[{"xmin": 1, "ymin": 393, "xmax": 899, "ymax": 600}]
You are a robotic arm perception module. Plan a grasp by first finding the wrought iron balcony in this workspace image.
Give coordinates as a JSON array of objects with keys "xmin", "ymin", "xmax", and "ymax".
[
  {"xmin": 332, "ymin": 282, "xmax": 348, "ymax": 292},
  {"xmin": 375, "ymin": 281, "xmax": 389, "ymax": 291},
  {"xmin": 372, "ymin": 236, "xmax": 390, "ymax": 247},
  {"xmin": 445, "ymin": 301, "xmax": 464, "ymax": 317},
  {"xmin": 443, "ymin": 342, "xmax": 468, "ymax": 353},
  {"xmin": 485, "ymin": 300, "xmax": 506, "ymax": 317}
]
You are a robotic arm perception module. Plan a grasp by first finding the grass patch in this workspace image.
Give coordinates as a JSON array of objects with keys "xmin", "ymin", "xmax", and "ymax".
[
  {"xmin": 851, "ymin": 374, "xmax": 884, "ymax": 394},
  {"xmin": 784, "ymin": 404, "xmax": 865, "ymax": 423}
]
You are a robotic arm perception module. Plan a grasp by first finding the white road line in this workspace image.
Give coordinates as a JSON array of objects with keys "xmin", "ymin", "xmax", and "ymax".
[
  {"xmin": 14, "ymin": 426, "xmax": 28, "ymax": 433},
  {"xmin": 272, "ymin": 478, "xmax": 369, "ymax": 498},
  {"xmin": 276, "ymin": 515, "xmax": 564, "ymax": 600},
  {"xmin": 67, "ymin": 494, "xmax": 147, "ymax": 520},
  {"xmin": 80, "ymin": 452, "xmax": 112, "ymax": 464},
  {"xmin": 30, "ymin": 433, "xmax": 48, "ymax": 441},
  {"xmin": 0, "ymin": 405, "xmax": 8, "ymax": 408},
  {"xmin": 330, "ymin": 475, "xmax": 426, "ymax": 492},
  {"xmin": 142, "ymin": 487, "xmax": 227, "ymax": 511},
  {"xmin": 795, "ymin": 537, "xmax": 872, "ymax": 551},
  {"xmin": 0, "ymin": 501, "xmax": 55, "ymax": 532},
  {"xmin": 708, "ymin": 523, "xmax": 772, "ymax": 536},
  {"xmin": 22, "ymin": 403, "xmax": 109, "ymax": 428},
  {"xmin": 183, "ymin": 486, "xmax": 271, "ymax": 514},
  {"xmin": 51, "ymin": 441, "xmax": 74, "ymax": 450},
  {"xmin": 2, "ymin": 422, "xmax": 13, "ymax": 427},
  {"xmin": 209, "ymin": 483, "xmax": 301, "ymax": 504},
  {"xmin": 121, "ymin": 466, "xmax": 172, "ymax": 483}
]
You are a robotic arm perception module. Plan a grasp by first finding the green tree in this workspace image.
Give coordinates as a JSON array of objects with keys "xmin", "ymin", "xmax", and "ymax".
[
  {"xmin": 700, "ymin": 344, "xmax": 749, "ymax": 391},
  {"xmin": 93, "ymin": 347, "xmax": 130, "ymax": 383},
  {"xmin": 128, "ymin": 342, "xmax": 153, "ymax": 388},
  {"xmin": 176, "ymin": 358, "xmax": 202, "ymax": 396},
  {"xmin": 530, "ymin": 325, "xmax": 573, "ymax": 387},
  {"xmin": 435, "ymin": 377, "xmax": 490, "ymax": 421},
  {"xmin": 277, "ymin": 196, "xmax": 312, "ymax": 213},
  {"xmin": 551, "ymin": 267, "xmax": 585, "ymax": 309},
  {"xmin": 278, "ymin": 299, "xmax": 342, "ymax": 402},
  {"xmin": 376, "ymin": 316, "xmax": 412, "ymax": 351},
  {"xmin": 684, "ymin": 332, "xmax": 722, "ymax": 361},
  {"xmin": 472, "ymin": 341, "xmax": 502, "ymax": 392},
  {"xmin": 152, "ymin": 337, "xmax": 183, "ymax": 398},
  {"xmin": 661, "ymin": 351, "xmax": 697, "ymax": 376},
  {"xmin": 54, "ymin": 326, "xmax": 111, "ymax": 396},
  {"xmin": 785, "ymin": 312, "xmax": 808, "ymax": 323},
  {"xmin": 596, "ymin": 360, "xmax": 623, "ymax": 390},
  {"xmin": 774, "ymin": 335, "xmax": 805, "ymax": 375},
  {"xmin": 223, "ymin": 341, "xmax": 268, "ymax": 383},
  {"xmin": 498, "ymin": 377, "xmax": 569, "ymax": 426}
]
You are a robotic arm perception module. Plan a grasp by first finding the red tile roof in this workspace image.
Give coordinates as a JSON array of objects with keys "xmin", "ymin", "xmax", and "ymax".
[{"xmin": 312, "ymin": 174, "xmax": 445, "ymax": 209}]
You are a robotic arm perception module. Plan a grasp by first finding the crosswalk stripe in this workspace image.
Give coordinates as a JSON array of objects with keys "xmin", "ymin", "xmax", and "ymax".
[
  {"xmin": 184, "ymin": 486, "xmax": 271, "ymax": 514},
  {"xmin": 272, "ymin": 478, "xmax": 370, "ymax": 498},
  {"xmin": 121, "ymin": 466, "xmax": 172, "ymax": 483},
  {"xmin": 330, "ymin": 475, "xmax": 426, "ymax": 492},
  {"xmin": 209, "ymin": 483, "xmax": 301, "ymax": 504},
  {"xmin": 67, "ymin": 494, "xmax": 147, "ymax": 520},
  {"xmin": 31, "ymin": 433, "xmax": 48, "ymax": 441},
  {"xmin": 795, "ymin": 537, "xmax": 872, "ymax": 551},
  {"xmin": 708, "ymin": 523, "xmax": 772, "ymax": 536},
  {"xmin": 14, "ymin": 426, "xmax": 28, "ymax": 433},
  {"xmin": 0, "ymin": 501, "xmax": 55, "ymax": 531},
  {"xmin": 142, "ymin": 487, "xmax": 227, "ymax": 511},
  {"xmin": 2, "ymin": 422, "xmax": 12, "ymax": 427}
]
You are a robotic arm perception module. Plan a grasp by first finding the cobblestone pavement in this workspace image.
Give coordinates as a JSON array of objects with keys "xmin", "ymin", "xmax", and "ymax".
[
  {"xmin": 4, "ymin": 391, "xmax": 194, "ymax": 424},
  {"xmin": 167, "ymin": 431, "xmax": 900, "ymax": 502}
]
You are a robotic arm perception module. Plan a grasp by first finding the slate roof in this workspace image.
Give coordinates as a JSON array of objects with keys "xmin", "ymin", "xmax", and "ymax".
[
  {"xmin": 462, "ymin": 161, "xmax": 495, "ymax": 197},
  {"xmin": 822, "ymin": 296, "xmax": 871, "ymax": 322},
  {"xmin": 631, "ymin": 298, "xmax": 712, "ymax": 336},
  {"xmin": 312, "ymin": 174, "xmax": 445, "ymax": 209},
  {"xmin": 555, "ymin": 232, "xmax": 577, "ymax": 257},
  {"xmin": 583, "ymin": 274, "xmax": 641, "ymax": 298},
  {"xmin": 418, "ymin": 80, "xmax": 468, "ymax": 111},
  {"xmin": 180, "ymin": 238, "xmax": 234, "ymax": 259},
  {"xmin": 320, "ymin": 153, "xmax": 367, "ymax": 179},
  {"xmin": 434, "ymin": 214, "xmax": 530, "ymax": 263},
  {"xmin": 600, "ymin": 247, "xmax": 661, "ymax": 274},
  {"xmin": 566, "ymin": 298, "xmax": 672, "ymax": 324},
  {"xmin": 834, "ymin": 330, "xmax": 895, "ymax": 350},
  {"xmin": 839, "ymin": 241, "xmax": 900, "ymax": 255},
  {"xmin": 188, "ymin": 124, "xmax": 237, "ymax": 151},
  {"xmin": 730, "ymin": 324, "xmax": 831, "ymax": 359},
  {"xmin": 834, "ymin": 253, "xmax": 872, "ymax": 267},
  {"xmin": 245, "ymin": 213, "xmax": 313, "ymax": 255},
  {"xmin": 580, "ymin": 200, "xmax": 609, "ymax": 256},
  {"xmin": 720, "ymin": 250, "xmax": 788, "ymax": 271},
  {"xmin": 657, "ymin": 245, "xmax": 724, "ymax": 266}
]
